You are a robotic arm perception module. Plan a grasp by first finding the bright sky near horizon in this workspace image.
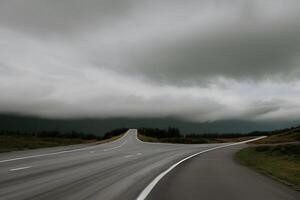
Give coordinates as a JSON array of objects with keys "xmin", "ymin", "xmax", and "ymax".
[{"xmin": 0, "ymin": 0, "xmax": 300, "ymax": 122}]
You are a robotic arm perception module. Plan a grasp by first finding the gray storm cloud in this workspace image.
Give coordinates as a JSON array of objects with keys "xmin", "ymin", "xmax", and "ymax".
[{"xmin": 0, "ymin": 0, "xmax": 300, "ymax": 122}]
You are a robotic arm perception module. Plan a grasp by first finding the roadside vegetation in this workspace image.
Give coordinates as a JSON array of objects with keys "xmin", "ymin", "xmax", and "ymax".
[
  {"xmin": 0, "ymin": 128, "xmax": 128, "ymax": 153},
  {"xmin": 236, "ymin": 144, "xmax": 300, "ymax": 190},
  {"xmin": 138, "ymin": 127, "xmax": 261, "ymax": 144},
  {"xmin": 251, "ymin": 126, "xmax": 300, "ymax": 144},
  {"xmin": 138, "ymin": 126, "xmax": 300, "ymax": 190},
  {"xmin": 236, "ymin": 125, "xmax": 300, "ymax": 190}
]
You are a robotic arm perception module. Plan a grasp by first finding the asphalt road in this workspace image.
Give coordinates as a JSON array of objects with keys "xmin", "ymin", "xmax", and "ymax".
[
  {"xmin": 147, "ymin": 144, "xmax": 300, "ymax": 200},
  {"xmin": 0, "ymin": 129, "xmax": 298, "ymax": 200}
]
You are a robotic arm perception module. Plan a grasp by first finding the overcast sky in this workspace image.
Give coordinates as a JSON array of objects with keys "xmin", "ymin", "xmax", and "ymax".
[{"xmin": 0, "ymin": 0, "xmax": 300, "ymax": 122}]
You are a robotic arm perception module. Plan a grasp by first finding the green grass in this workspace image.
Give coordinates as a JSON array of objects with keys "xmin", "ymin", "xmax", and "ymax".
[
  {"xmin": 94, "ymin": 134, "xmax": 124, "ymax": 144},
  {"xmin": 236, "ymin": 144, "xmax": 300, "ymax": 190},
  {"xmin": 137, "ymin": 134, "xmax": 161, "ymax": 143},
  {"xmin": 137, "ymin": 133, "xmax": 254, "ymax": 144},
  {"xmin": 0, "ymin": 135, "xmax": 92, "ymax": 153},
  {"xmin": 0, "ymin": 128, "xmax": 129, "ymax": 153},
  {"xmin": 252, "ymin": 131, "xmax": 300, "ymax": 144},
  {"xmin": 138, "ymin": 134, "xmax": 210, "ymax": 144}
]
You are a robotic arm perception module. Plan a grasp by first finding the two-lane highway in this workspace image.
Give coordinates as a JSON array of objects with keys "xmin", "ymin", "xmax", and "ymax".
[
  {"xmin": 0, "ymin": 129, "xmax": 225, "ymax": 200},
  {"xmin": 0, "ymin": 129, "xmax": 298, "ymax": 200}
]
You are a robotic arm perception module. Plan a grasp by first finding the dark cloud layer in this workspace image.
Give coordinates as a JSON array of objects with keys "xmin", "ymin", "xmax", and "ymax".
[
  {"xmin": 0, "ymin": 0, "xmax": 300, "ymax": 122},
  {"xmin": 0, "ymin": 0, "xmax": 134, "ymax": 34},
  {"xmin": 131, "ymin": 25, "xmax": 300, "ymax": 82}
]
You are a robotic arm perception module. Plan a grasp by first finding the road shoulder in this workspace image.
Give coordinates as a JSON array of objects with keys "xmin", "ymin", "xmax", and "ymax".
[{"xmin": 147, "ymin": 144, "xmax": 300, "ymax": 200}]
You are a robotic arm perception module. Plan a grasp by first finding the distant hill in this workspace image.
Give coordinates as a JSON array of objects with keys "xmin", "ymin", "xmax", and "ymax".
[{"xmin": 0, "ymin": 114, "xmax": 299, "ymax": 135}]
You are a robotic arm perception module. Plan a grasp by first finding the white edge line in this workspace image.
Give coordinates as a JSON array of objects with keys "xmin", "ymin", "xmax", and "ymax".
[
  {"xmin": 136, "ymin": 136, "xmax": 267, "ymax": 200},
  {"xmin": 0, "ymin": 130, "xmax": 131, "ymax": 163},
  {"xmin": 9, "ymin": 166, "xmax": 32, "ymax": 171}
]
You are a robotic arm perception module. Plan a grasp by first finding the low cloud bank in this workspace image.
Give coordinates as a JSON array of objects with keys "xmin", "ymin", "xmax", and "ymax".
[{"xmin": 0, "ymin": 0, "xmax": 300, "ymax": 122}]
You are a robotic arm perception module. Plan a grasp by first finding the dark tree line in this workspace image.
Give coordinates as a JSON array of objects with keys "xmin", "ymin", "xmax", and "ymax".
[
  {"xmin": 1, "ymin": 125, "xmax": 298, "ymax": 141},
  {"xmin": 138, "ymin": 127, "xmax": 181, "ymax": 138},
  {"xmin": 185, "ymin": 132, "xmax": 268, "ymax": 138},
  {"xmin": 138, "ymin": 126, "xmax": 300, "ymax": 139},
  {"xmin": 0, "ymin": 130, "xmax": 101, "ymax": 140},
  {"xmin": 0, "ymin": 128, "xmax": 129, "ymax": 140}
]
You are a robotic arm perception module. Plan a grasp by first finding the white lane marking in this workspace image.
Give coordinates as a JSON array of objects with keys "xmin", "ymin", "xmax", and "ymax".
[
  {"xmin": 9, "ymin": 166, "xmax": 32, "ymax": 172},
  {"xmin": 103, "ymin": 140, "xmax": 127, "ymax": 152},
  {"xmin": 0, "ymin": 130, "xmax": 131, "ymax": 163},
  {"xmin": 136, "ymin": 136, "xmax": 267, "ymax": 200},
  {"xmin": 0, "ymin": 148, "xmax": 91, "ymax": 163},
  {"xmin": 125, "ymin": 152, "xmax": 142, "ymax": 158}
]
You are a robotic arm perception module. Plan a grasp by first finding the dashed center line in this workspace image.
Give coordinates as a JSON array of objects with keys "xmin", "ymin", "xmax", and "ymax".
[
  {"xmin": 10, "ymin": 166, "xmax": 32, "ymax": 172},
  {"xmin": 103, "ymin": 140, "xmax": 127, "ymax": 152},
  {"xmin": 124, "ymin": 152, "xmax": 142, "ymax": 158}
]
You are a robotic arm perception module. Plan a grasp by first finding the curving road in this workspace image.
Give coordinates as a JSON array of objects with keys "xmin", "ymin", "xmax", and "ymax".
[{"xmin": 0, "ymin": 129, "xmax": 298, "ymax": 200}]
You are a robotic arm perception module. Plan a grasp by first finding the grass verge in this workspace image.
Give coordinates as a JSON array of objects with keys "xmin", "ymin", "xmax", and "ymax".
[
  {"xmin": 94, "ymin": 134, "xmax": 124, "ymax": 144},
  {"xmin": 251, "ymin": 131, "xmax": 300, "ymax": 144},
  {"xmin": 236, "ymin": 144, "xmax": 300, "ymax": 190},
  {"xmin": 0, "ymin": 134, "xmax": 123, "ymax": 153},
  {"xmin": 137, "ymin": 133, "xmax": 254, "ymax": 144}
]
